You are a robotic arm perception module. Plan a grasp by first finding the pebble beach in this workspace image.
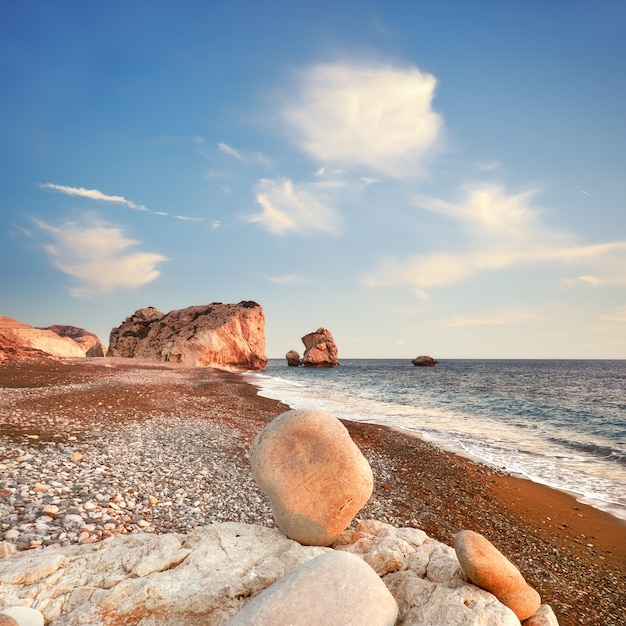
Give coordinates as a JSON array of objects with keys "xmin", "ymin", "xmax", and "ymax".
[{"xmin": 1, "ymin": 358, "xmax": 625, "ymax": 626}]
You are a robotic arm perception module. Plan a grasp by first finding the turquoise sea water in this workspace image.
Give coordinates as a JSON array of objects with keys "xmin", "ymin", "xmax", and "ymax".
[{"xmin": 248, "ymin": 359, "xmax": 626, "ymax": 520}]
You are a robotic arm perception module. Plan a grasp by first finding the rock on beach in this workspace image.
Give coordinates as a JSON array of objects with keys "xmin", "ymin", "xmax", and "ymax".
[
  {"xmin": 0, "ymin": 520, "xmax": 539, "ymax": 626},
  {"xmin": 226, "ymin": 550, "xmax": 398, "ymax": 626},
  {"xmin": 249, "ymin": 408, "xmax": 374, "ymax": 546},
  {"xmin": 455, "ymin": 529, "xmax": 542, "ymax": 621}
]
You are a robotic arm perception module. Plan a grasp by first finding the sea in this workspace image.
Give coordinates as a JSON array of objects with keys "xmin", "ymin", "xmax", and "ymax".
[{"xmin": 247, "ymin": 359, "xmax": 626, "ymax": 521}]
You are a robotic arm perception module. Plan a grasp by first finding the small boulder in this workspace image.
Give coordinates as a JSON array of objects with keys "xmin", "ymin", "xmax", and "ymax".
[
  {"xmin": 0, "ymin": 607, "xmax": 44, "ymax": 626},
  {"xmin": 301, "ymin": 328, "xmax": 339, "ymax": 367},
  {"xmin": 454, "ymin": 529, "xmax": 541, "ymax": 621},
  {"xmin": 227, "ymin": 550, "xmax": 398, "ymax": 626},
  {"xmin": 285, "ymin": 350, "xmax": 301, "ymax": 366},
  {"xmin": 412, "ymin": 355, "xmax": 437, "ymax": 366},
  {"xmin": 249, "ymin": 409, "xmax": 373, "ymax": 546}
]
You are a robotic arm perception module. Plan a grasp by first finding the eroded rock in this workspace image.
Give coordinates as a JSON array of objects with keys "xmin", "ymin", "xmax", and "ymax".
[
  {"xmin": 301, "ymin": 328, "xmax": 339, "ymax": 367},
  {"xmin": 107, "ymin": 301, "xmax": 267, "ymax": 370}
]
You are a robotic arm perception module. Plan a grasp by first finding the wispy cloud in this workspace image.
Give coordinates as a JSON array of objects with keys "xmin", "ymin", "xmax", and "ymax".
[
  {"xmin": 32, "ymin": 214, "xmax": 168, "ymax": 297},
  {"xmin": 281, "ymin": 61, "xmax": 443, "ymax": 177},
  {"xmin": 216, "ymin": 141, "xmax": 271, "ymax": 166},
  {"xmin": 40, "ymin": 183, "xmax": 149, "ymax": 211},
  {"xmin": 365, "ymin": 183, "xmax": 626, "ymax": 292},
  {"xmin": 580, "ymin": 190, "xmax": 592, "ymax": 197},
  {"xmin": 40, "ymin": 182, "xmax": 204, "ymax": 223},
  {"xmin": 247, "ymin": 177, "xmax": 340, "ymax": 236},
  {"xmin": 218, "ymin": 142, "xmax": 244, "ymax": 161},
  {"xmin": 602, "ymin": 306, "xmax": 626, "ymax": 323}
]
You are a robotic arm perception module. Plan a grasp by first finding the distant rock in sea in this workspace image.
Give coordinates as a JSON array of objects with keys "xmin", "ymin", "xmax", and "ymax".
[
  {"xmin": 107, "ymin": 301, "xmax": 267, "ymax": 370},
  {"xmin": 285, "ymin": 349, "xmax": 301, "ymax": 366},
  {"xmin": 301, "ymin": 327, "xmax": 339, "ymax": 367},
  {"xmin": 412, "ymin": 355, "xmax": 438, "ymax": 366}
]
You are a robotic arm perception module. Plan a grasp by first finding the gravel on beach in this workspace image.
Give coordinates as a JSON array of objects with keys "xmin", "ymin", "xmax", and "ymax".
[{"xmin": 1, "ymin": 358, "xmax": 625, "ymax": 626}]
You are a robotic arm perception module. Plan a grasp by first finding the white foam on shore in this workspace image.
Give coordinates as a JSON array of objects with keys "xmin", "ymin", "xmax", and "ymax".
[{"xmin": 247, "ymin": 366, "xmax": 626, "ymax": 522}]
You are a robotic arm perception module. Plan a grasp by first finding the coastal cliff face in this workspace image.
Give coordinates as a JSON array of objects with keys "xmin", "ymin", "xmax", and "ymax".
[
  {"xmin": 0, "ymin": 316, "xmax": 103, "ymax": 362},
  {"xmin": 107, "ymin": 301, "xmax": 267, "ymax": 370}
]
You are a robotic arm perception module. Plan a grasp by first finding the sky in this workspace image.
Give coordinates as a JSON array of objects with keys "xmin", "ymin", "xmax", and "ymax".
[{"xmin": 1, "ymin": 1, "xmax": 625, "ymax": 359}]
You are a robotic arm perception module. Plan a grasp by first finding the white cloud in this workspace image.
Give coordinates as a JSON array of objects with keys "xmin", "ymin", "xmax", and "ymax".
[
  {"xmin": 217, "ymin": 141, "xmax": 271, "ymax": 166},
  {"xmin": 40, "ymin": 183, "xmax": 149, "ymax": 211},
  {"xmin": 33, "ymin": 214, "xmax": 168, "ymax": 297},
  {"xmin": 602, "ymin": 306, "xmax": 626, "ymax": 323},
  {"xmin": 365, "ymin": 183, "xmax": 626, "ymax": 291},
  {"xmin": 218, "ymin": 142, "xmax": 244, "ymax": 161},
  {"xmin": 248, "ymin": 177, "xmax": 339, "ymax": 236},
  {"xmin": 40, "ymin": 182, "xmax": 204, "ymax": 222},
  {"xmin": 282, "ymin": 61, "xmax": 443, "ymax": 177}
]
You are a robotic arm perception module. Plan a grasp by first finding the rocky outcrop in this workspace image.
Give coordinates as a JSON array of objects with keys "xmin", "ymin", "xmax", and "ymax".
[
  {"xmin": 455, "ymin": 529, "xmax": 542, "ymax": 621},
  {"xmin": 250, "ymin": 409, "xmax": 374, "ymax": 546},
  {"xmin": 43, "ymin": 325, "xmax": 106, "ymax": 357},
  {"xmin": 106, "ymin": 302, "xmax": 267, "ymax": 370},
  {"xmin": 285, "ymin": 350, "xmax": 301, "ymax": 366},
  {"xmin": 412, "ymin": 355, "xmax": 438, "ymax": 366},
  {"xmin": 0, "ymin": 521, "xmax": 555, "ymax": 625},
  {"xmin": 301, "ymin": 327, "xmax": 339, "ymax": 367},
  {"xmin": 0, "ymin": 316, "xmax": 94, "ymax": 361}
]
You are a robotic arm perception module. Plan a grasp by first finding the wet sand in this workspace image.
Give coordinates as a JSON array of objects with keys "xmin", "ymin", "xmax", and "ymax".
[{"xmin": 1, "ymin": 358, "xmax": 624, "ymax": 625}]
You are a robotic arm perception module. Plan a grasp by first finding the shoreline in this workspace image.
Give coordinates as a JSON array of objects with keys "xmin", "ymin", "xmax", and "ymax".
[
  {"xmin": 372, "ymin": 421, "xmax": 626, "ymax": 524},
  {"xmin": 1, "ymin": 358, "xmax": 625, "ymax": 625}
]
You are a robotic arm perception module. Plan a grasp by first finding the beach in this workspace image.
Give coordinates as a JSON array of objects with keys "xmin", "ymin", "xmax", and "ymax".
[{"xmin": 1, "ymin": 358, "xmax": 625, "ymax": 626}]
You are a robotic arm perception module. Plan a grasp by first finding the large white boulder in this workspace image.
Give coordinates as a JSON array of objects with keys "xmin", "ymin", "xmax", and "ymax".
[{"xmin": 227, "ymin": 550, "xmax": 398, "ymax": 625}]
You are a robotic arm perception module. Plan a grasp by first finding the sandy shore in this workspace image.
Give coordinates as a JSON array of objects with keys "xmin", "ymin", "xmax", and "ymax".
[{"xmin": 1, "ymin": 358, "xmax": 625, "ymax": 626}]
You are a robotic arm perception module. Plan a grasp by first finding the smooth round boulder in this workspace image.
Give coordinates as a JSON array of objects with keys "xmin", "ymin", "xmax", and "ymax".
[
  {"xmin": 454, "ymin": 530, "xmax": 541, "ymax": 621},
  {"xmin": 227, "ymin": 550, "xmax": 398, "ymax": 626},
  {"xmin": 249, "ymin": 409, "xmax": 374, "ymax": 546},
  {"xmin": 0, "ymin": 607, "xmax": 44, "ymax": 626}
]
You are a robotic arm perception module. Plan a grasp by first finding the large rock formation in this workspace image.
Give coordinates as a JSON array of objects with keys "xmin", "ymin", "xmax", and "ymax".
[
  {"xmin": 301, "ymin": 327, "xmax": 339, "ymax": 367},
  {"xmin": 42, "ymin": 325, "xmax": 105, "ymax": 357},
  {"xmin": 0, "ymin": 316, "xmax": 101, "ymax": 362},
  {"xmin": 0, "ymin": 521, "xmax": 555, "ymax": 625},
  {"xmin": 250, "ymin": 409, "xmax": 374, "ymax": 546},
  {"xmin": 107, "ymin": 302, "xmax": 267, "ymax": 370}
]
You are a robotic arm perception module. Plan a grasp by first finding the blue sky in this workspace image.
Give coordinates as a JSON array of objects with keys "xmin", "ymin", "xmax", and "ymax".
[{"xmin": 1, "ymin": 1, "xmax": 625, "ymax": 359}]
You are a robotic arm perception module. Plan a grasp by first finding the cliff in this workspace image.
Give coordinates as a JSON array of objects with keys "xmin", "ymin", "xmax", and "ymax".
[{"xmin": 107, "ymin": 301, "xmax": 267, "ymax": 370}]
